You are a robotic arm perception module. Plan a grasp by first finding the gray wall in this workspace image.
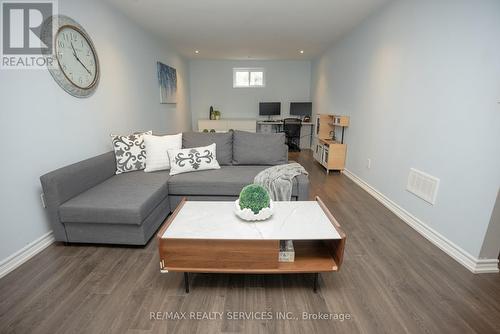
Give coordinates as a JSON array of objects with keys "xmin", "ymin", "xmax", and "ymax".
[
  {"xmin": 480, "ymin": 191, "xmax": 500, "ymax": 259},
  {"xmin": 311, "ymin": 0, "xmax": 500, "ymax": 258},
  {"xmin": 189, "ymin": 60, "xmax": 311, "ymax": 129},
  {"xmin": 0, "ymin": 0, "xmax": 191, "ymax": 262}
]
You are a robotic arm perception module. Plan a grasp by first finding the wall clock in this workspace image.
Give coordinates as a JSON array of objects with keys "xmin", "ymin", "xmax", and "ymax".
[{"xmin": 41, "ymin": 15, "xmax": 100, "ymax": 98}]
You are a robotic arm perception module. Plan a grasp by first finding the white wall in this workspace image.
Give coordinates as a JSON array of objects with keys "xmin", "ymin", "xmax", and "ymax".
[
  {"xmin": 0, "ymin": 0, "xmax": 191, "ymax": 263},
  {"xmin": 311, "ymin": 0, "xmax": 500, "ymax": 258},
  {"xmin": 189, "ymin": 60, "xmax": 311, "ymax": 128}
]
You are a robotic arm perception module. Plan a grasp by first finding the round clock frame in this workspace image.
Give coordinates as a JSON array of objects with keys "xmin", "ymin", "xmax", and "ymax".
[{"xmin": 40, "ymin": 15, "xmax": 100, "ymax": 98}]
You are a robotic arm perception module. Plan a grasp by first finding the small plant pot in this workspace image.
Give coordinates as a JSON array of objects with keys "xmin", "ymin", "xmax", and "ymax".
[{"xmin": 234, "ymin": 199, "xmax": 274, "ymax": 221}]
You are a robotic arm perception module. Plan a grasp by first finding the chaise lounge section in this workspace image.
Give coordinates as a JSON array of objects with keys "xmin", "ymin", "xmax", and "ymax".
[{"xmin": 40, "ymin": 131, "xmax": 309, "ymax": 245}]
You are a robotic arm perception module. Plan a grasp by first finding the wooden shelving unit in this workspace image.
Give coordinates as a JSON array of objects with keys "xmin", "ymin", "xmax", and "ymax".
[{"xmin": 313, "ymin": 114, "xmax": 349, "ymax": 173}]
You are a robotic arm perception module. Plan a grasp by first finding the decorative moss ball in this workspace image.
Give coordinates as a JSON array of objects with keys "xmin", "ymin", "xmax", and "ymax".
[{"xmin": 239, "ymin": 184, "xmax": 271, "ymax": 214}]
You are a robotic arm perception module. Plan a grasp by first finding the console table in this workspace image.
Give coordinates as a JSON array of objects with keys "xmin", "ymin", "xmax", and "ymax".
[{"xmin": 198, "ymin": 119, "xmax": 257, "ymax": 132}]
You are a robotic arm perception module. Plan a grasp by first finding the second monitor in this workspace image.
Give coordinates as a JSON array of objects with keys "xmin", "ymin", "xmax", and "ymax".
[{"xmin": 290, "ymin": 102, "xmax": 312, "ymax": 117}]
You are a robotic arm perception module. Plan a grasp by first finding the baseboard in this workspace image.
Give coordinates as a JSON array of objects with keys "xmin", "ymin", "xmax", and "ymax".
[
  {"xmin": 473, "ymin": 259, "xmax": 500, "ymax": 274},
  {"xmin": 343, "ymin": 169, "xmax": 499, "ymax": 274},
  {"xmin": 0, "ymin": 231, "xmax": 55, "ymax": 279}
]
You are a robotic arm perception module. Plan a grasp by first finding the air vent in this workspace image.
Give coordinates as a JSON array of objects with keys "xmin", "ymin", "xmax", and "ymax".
[{"xmin": 406, "ymin": 168, "xmax": 440, "ymax": 205}]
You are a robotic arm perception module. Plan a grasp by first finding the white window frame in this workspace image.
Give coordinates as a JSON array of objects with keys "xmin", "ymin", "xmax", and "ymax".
[{"xmin": 233, "ymin": 67, "xmax": 266, "ymax": 88}]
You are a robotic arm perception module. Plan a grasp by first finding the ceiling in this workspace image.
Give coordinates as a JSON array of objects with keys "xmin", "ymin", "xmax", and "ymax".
[{"xmin": 105, "ymin": 0, "xmax": 389, "ymax": 60}]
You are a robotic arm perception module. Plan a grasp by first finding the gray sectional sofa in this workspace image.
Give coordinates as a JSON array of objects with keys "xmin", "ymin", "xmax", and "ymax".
[{"xmin": 40, "ymin": 131, "xmax": 309, "ymax": 245}]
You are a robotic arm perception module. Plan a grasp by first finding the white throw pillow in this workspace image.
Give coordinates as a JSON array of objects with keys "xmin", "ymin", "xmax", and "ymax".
[
  {"xmin": 110, "ymin": 131, "xmax": 152, "ymax": 174},
  {"xmin": 144, "ymin": 133, "xmax": 182, "ymax": 172},
  {"xmin": 168, "ymin": 143, "xmax": 220, "ymax": 176}
]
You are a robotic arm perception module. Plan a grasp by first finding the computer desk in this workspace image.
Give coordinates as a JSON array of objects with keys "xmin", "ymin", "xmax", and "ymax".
[{"xmin": 256, "ymin": 120, "xmax": 314, "ymax": 149}]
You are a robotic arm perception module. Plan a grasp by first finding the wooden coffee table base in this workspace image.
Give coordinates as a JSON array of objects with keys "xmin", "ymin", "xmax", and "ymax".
[{"xmin": 157, "ymin": 197, "xmax": 346, "ymax": 293}]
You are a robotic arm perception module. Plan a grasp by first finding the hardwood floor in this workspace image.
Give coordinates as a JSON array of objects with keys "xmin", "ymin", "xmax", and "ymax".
[{"xmin": 1, "ymin": 150, "xmax": 499, "ymax": 333}]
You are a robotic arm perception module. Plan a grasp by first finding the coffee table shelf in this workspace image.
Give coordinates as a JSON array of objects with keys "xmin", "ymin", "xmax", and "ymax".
[
  {"xmin": 277, "ymin": 240, "xmax": 338, "ymax": 273},
  {"xmin": 160, "ymin": 240, "xmax": 338, "ymax": 274}
]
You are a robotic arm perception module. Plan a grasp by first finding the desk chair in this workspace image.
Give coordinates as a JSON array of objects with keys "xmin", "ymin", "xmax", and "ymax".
[{"xmin": 282, "ymin": 118, "xmax": 302, "ymax": 152}]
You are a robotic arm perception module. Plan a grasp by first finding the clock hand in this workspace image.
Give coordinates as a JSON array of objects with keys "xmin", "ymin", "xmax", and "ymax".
[
  {"xmin": 70, "ymin": 42, "xmax": 92, "ymax": 75},
  {"xmin": 70, "ymin": 42, "xmax": 79, "ymax": 59},
  {"xmin": 70, "ymin": 42, "xmax": 76, "ymax": 54},
  {"xmin": 76, "ymin": 57, "xmax": 92, "ymax": 75}
]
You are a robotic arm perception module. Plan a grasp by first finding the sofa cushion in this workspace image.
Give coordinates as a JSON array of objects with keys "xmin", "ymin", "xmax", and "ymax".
[
  {"xmin": 232, "ymin": 130, "xmax": 288, "ymax": 165},
  {"xmin": 59, "ymin": 170, "xmax": 170, "ymax": 225},
  {"xmin": 182, "ymin": 132, "xmax": 233, "ymax": 165},
  {"xmin": 168, "ymin": 165, "xmax": 299, "ymax": 196}
]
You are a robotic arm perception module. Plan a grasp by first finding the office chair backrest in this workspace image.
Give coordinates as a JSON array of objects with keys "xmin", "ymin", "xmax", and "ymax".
[{"xmin": 283, "ymin": 118, "xmax": 302, "ymax": 137}]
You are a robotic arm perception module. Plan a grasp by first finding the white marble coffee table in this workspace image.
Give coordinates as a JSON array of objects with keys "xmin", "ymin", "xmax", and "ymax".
[{"xmin": 157, "ymin": 197, "xmax": 346, "ymax": 293}]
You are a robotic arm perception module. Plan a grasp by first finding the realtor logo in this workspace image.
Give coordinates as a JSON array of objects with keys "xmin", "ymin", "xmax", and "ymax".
[{"xmin": 1, "ymin": 0, "xmax": 57, "ymax": 69}]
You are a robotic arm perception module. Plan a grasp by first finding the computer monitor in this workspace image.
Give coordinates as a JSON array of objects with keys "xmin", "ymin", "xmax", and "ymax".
[
  {"xmin": 290, "ymin": 102, "xmax": 312, "ymax": 116},
  {"xmin": 259, "ymin": 102, "xmax": 281, "ymax": 116}
]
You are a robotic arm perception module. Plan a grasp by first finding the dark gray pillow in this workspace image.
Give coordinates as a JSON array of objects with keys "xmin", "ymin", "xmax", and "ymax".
[
  {"xmin": 232, "ymin": 130, "xmax": 288, "ymax": 165},
  {"xmin": 182, "ymin": 132, "xmax": 233, "ymax": 165}
]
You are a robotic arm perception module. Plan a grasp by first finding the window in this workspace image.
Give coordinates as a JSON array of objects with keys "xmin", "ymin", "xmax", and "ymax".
[{"xmin": 233, "ymin": 68, "xmax": 265, "ymax": 87}]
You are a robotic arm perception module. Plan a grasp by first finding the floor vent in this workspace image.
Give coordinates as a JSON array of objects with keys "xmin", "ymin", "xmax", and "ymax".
[{"xmin": 406, "ymin": 168, "xmax": 440, "ymax": 205}]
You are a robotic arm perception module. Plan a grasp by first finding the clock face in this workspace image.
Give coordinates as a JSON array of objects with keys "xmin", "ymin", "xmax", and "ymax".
[{"xmin": 55, "ymin": 26, "xmax": 97, "ymax": 89}]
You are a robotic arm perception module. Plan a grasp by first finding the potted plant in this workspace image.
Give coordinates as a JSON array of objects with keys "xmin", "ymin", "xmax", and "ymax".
[
  {"xmin": 234, "ymin": 184, "xmax": 274, "ymax": 221},
  {"xmin": 214, "ymin": 110, "xmax": 221, "ymax": 120}
]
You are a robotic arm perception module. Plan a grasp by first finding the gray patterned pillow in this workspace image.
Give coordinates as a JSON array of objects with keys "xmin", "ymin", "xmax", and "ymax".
[
  {"xmin": 110, "ymin": 131, "xmax": 152, "ymax": 174},
  {"xmin": 167, "ymin": 143, "xmax": 220, "ymax": 176}
]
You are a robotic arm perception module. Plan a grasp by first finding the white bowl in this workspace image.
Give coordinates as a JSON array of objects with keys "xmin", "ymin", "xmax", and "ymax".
[{"xmin": 234, "ymin": 199, "xmax": 274, "ymax": 221}]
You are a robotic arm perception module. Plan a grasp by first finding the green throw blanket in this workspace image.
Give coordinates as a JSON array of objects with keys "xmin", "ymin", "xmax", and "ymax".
[{"xmin": 254, "ymin": 163, "xmax": 308, "ymax": 201}]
